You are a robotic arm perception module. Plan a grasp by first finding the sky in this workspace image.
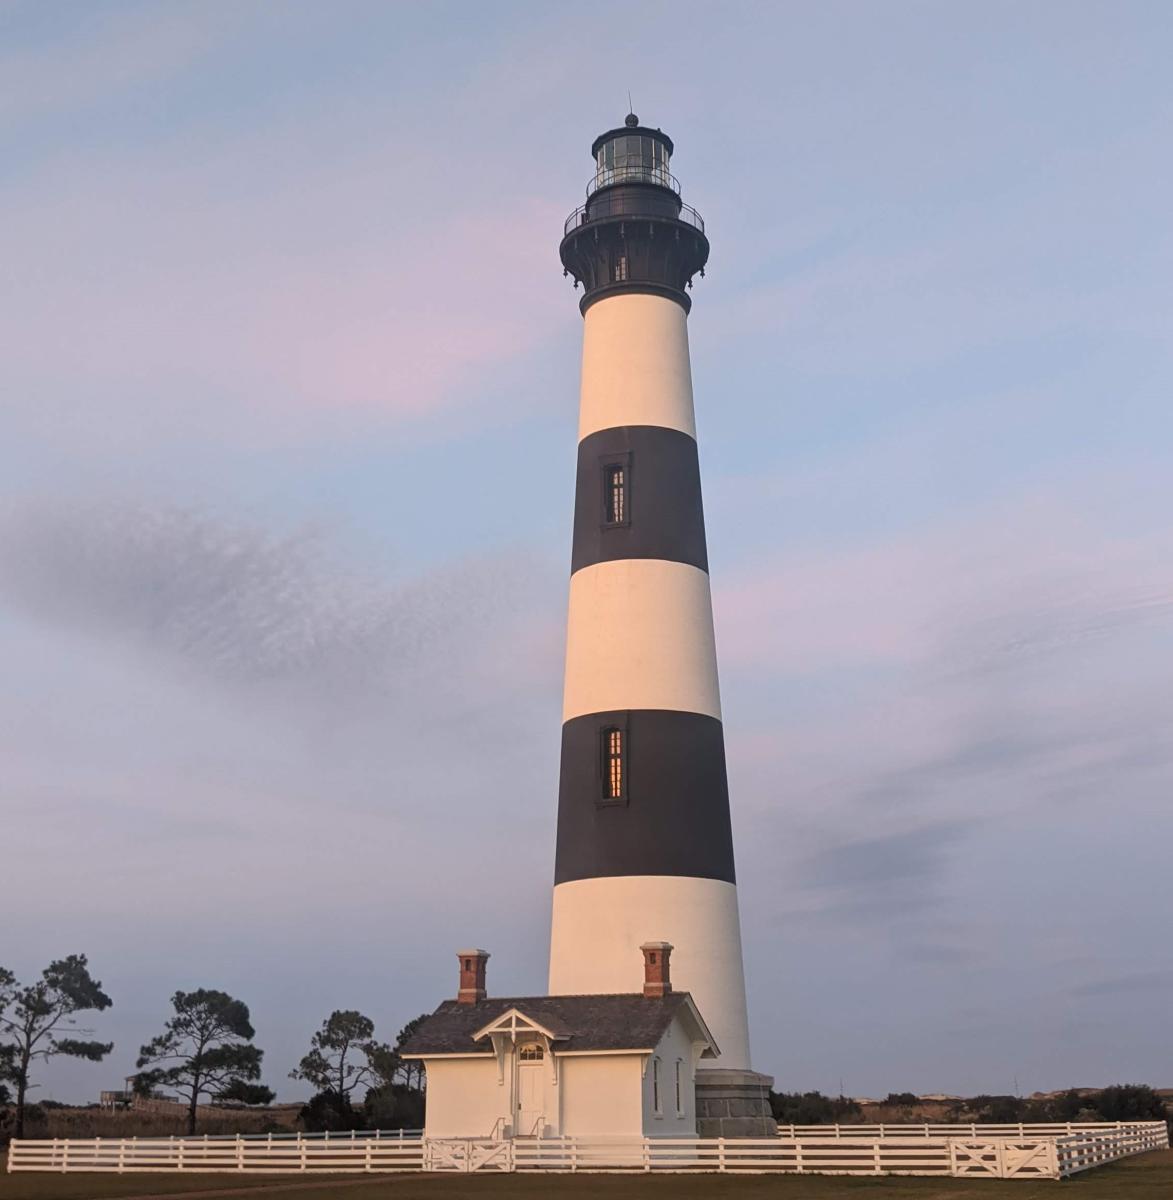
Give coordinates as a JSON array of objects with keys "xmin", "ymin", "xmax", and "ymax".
[{"xmin": 2, "ymin": 0, "xmax": 1172, "ymax": 1104}]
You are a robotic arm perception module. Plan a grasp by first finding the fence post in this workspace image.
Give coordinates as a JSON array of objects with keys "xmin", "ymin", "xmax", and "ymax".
[
  {"xmin": 718, "ymin": 1137, "xmax": 726, "ymax": 1173},
  {"xmin": 236, "ymin": 1134, "xmax": 244, "ymax": 1171},
  {"xmin": 177, "ymin": 1137, "xmax": 184, "ymax": 1172},
  {"xmin": 365, "ymin": 1137, "xmax": 373, "ymax": 1173},
  {"xmin": 118, "ymin": 1139, "xmax": 125, "ymax": 1174},
  {"xmin": 300, "ymin": 1133, "xmax": 307, "ymax": 1172},
  {"xmin": 873, "ymin": 1139, "xmax": 882, "ymax": 1175},
  {"xmin": 60, "ymin": 1139, "xmax": 68, "ymax": 1175}
]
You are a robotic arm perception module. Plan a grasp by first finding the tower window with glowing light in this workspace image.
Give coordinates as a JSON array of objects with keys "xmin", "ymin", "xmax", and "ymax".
[
  {"xmin": 604, "ymin": 464, "xmax": 626, "ymax": 525},
  {"xmin": 601, "ymin": 727, "xmax": 625, "ymax": 801}
]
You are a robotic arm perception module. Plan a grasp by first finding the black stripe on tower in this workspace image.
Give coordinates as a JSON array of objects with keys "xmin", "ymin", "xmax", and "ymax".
[
  {"xmin": 554, "ymin": 710, "xmax": 736, "ymax": 885},
  {"xmin": 572, "ymin": 426, "xmax": 708, "ymax": 575}
]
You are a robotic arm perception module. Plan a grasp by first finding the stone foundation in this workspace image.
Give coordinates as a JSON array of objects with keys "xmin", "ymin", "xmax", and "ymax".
[{"xmin": 695, "ymin": 1068, "xmax": 778, "ymax": 1137}]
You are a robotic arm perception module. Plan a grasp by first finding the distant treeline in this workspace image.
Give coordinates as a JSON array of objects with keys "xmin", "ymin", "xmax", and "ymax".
[
  {"xmin": 770, "ymin": 1086, "xmax": 1169, "ymax": 1126},
  {"xmin": 0, "ymin": 953, "xmax": 426, "ymax": 1142}
]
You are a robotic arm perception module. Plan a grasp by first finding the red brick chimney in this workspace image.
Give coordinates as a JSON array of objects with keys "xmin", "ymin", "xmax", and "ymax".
[
  {"xmin": 456, "ymin": 949, "xmax": 489, "ymax": 1004},
  {"xmin": 640, "ymin": 942, "xmax": 673, "ymax": 998}
]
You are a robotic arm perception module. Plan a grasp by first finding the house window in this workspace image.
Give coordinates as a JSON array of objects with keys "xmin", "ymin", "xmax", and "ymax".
[
  {"xmin": 518, "ymin": 1043, "xmax": 543, "ymax": 1062},
  {"xmin": 652, "ymin": 1057, "xmax": 662, "ymax": 1114},
  {"xmin": 602, "ymin": 727, "xmax": 625, "ymax": 801},
  {"xmin": 604, "ymin": 464, "xmax": 626, "ymax": 525},
  {"xmin": 675, "ymin": 1060, "xmax": 683, "ymax": 1115},
  {"xmin": 614, "ymin": 254, "xmax": 628, "ymax": 282}
]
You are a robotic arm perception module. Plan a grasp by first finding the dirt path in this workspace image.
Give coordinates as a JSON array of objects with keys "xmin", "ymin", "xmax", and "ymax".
[{"xmin": 106, "ymin": 1179, "xmax": 431, "ymax": 1200}]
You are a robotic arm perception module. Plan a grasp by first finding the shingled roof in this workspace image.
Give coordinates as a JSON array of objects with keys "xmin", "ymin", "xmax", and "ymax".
[{"xmin": 399, "ymin": 992, "xmax": 707, "ymax": 1057}]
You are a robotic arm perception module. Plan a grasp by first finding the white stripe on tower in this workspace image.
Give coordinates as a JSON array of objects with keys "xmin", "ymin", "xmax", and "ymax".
[
  {"xmin": 562, "ymin": 558, "xmax": 721, "ymax": 722},
  {"xmin": 550, "ymin": 877, "xmax": 752, "ymax": 1071},
  {"xmin": 577, "ymin": 293, "xmax": 697, "ymax": 440}
]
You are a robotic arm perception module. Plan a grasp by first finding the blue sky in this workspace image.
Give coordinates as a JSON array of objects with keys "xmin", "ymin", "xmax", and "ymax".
[{"xmin": 2, "ymin": 0, "xmax": 1172, "ymax": 1102}]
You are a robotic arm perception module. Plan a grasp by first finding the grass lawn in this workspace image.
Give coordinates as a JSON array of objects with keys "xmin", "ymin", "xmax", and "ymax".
[{"xmin": 1, "ymin": 1150, "xmax": 1170, "ymax": 1200}]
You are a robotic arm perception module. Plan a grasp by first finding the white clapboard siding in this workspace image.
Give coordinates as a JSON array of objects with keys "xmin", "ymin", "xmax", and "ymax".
[{"xmin": 7, "ymin": 1122, "xmax": 1167, "ymax": 1178}]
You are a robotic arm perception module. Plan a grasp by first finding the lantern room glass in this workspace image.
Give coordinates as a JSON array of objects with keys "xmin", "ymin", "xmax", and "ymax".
[{"xmin": 595, "ymin": 135, "xmax": 672, "ymax": 190}]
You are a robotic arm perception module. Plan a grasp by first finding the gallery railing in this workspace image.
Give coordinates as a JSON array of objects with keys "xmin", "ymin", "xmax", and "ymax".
[{"xmin": 564, "ymin": 200, "xmax": 705, "ymax": 238}]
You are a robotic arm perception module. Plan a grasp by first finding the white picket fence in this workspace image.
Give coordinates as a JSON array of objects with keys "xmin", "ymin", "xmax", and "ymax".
[
  {"xmin": 7, "ymin": 1121, "xmax": 1167, "ymax": 1178},
  {"xmin": 6, "ymin": 1129, "xmax": 426, "ymax": 1175},
  {"xmin": 777, "ymin": 1120, "xmax": 1160, "ymax": 1138}
]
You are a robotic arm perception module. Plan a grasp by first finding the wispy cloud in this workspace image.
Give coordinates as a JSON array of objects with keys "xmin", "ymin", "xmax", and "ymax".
[
  {"xmin": 0, "ymin": 6, "xmax": 231, "ymax": 129},
  {"xmin": 1071, "ymin": 971, "xmax": 1173, "ymax": 999},
  {"xmin": 794, "ymin": 821, "xmax": 970, "ymax": 922},
  {"xmin": 0, "ymin": 497, "xmax": 559, "ymax": 704}
]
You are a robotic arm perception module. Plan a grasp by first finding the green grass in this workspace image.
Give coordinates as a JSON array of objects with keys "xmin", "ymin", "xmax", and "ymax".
[{"xmin": 1, "ymin": 1149, "xmax": 1170, "ymax": 1200}]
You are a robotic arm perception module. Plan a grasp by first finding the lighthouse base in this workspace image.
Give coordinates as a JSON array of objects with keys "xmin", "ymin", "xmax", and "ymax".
[{"xmin": 695, "ymin": 1069, "xmax": 778, "ymax": 1137}]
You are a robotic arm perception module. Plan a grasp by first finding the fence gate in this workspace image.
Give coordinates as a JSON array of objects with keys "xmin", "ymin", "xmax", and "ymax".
[
  {"xmin": 423, "ymin": 1139, "xmax": 513, "ymax": 1172},
  {"xmin": 1000, "ymin": 1140, "xmax": 1057, "ymax": 1178},
  {"xmin": 949, "ymin": 1141, "xmax": 1002, "ymax": 1178}
]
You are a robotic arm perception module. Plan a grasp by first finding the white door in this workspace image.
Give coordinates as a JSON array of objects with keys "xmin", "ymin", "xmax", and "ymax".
[{"xmin": 515, "ymin": 1043, "xmax": 545, "ymax": 1136}]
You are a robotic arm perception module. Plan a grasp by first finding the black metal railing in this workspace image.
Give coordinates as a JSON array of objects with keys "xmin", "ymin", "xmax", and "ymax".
[
  {"xmin": 563, "ymin": 200, "xmax": 705, "ymax": 238},
  {"xmin": 587, "ymin": 164, "xmax": 680, "ymax": 197}
]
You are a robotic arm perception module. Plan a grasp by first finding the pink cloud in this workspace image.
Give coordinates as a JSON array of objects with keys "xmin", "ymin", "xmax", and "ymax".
[
  {"xmin": 0, "ymin": 105, "xmax": 573, "ymax": 455},
  {"xmin": 714, "ymin": 488, "xmax": 1173, "ymax": 678}
]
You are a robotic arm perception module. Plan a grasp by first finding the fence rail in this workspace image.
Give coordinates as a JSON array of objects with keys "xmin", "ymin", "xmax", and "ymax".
[
  {"xmin": 775, "ymin": 1121, "xmax": 1159, "ymax": 1138},
  {"xmin": 7, "ymin": 1122, "xmax": 1166, "ymax": 1178}
]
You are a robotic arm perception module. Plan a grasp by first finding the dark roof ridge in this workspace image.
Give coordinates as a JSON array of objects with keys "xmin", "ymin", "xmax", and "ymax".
[
  {"xmin": 400, "ymin": 991, "xmax": 702, "ymax": 1057},
  {"xmin": 440, "ymin": 991, "xmax": 689, "ymax": 1002}
]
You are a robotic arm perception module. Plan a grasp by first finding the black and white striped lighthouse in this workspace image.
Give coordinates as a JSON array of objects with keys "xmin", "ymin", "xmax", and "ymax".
[{"xmin": 549, "ymin": 117, "xmax": 769, "ymax": 1122}]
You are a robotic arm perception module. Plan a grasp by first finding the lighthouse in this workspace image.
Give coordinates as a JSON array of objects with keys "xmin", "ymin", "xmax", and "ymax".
[
  {"xmin": 399, "ymin": 114, "xmax": 774, "ymax": 1140},
  {"xmin": 549, "ymin": 115, "xmax": 772, "ymax": 1127}
]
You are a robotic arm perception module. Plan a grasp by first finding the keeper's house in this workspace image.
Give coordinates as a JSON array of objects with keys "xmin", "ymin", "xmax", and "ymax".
[{"xmin": 400, "ymin": 943, "xmax": 717, "ymax": 1139}]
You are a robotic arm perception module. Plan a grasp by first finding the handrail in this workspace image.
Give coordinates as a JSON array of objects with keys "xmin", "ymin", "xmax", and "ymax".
[
  {"xmin": 587, "ymin": 165, "xmax": 680, "ymax": 198},
  {"xmin": 563, "ymin": 201, "xmax": 705, "ymax": 238}
]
